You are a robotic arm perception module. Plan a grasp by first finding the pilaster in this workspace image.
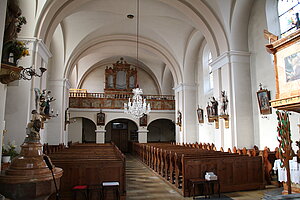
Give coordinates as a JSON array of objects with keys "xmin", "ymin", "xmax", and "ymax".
[
  {"xmin": 210, "ymin": 50, "xmax": 253, "ymax": 149},
  {"xmin": 173, "ymin": 83, "xmax": 198, "ymax": 144},
  {"xmin": 96, "ymin": 129, "xmax": 106, "ymax": 144},
  {"xmin": 137, "ymin": 129, "xmax": 148, "ymax": 143}
]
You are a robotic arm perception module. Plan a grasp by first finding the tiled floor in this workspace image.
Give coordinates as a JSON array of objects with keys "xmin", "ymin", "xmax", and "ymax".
[{"xmin": 126, "ymin": 154, "xmax": 283, "ymax": 200}]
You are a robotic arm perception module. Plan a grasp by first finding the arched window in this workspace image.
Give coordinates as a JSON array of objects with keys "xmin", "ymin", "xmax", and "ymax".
[
  {"xmin": 208, "ymin": 52, "xmax": 213, "ymax": 89},
  {"xmin": 202, "ymin": 45, "xmax": 213, "ymax": 93},
  {"xmin": 278, "ymin": 0, "xmax": 300, "ymax": 36}
]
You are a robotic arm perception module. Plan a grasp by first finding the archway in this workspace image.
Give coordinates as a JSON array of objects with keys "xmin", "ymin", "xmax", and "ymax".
[
  {"xmin": 147, "ymin": 119, "xmax": 175, "ymax": 142},
  {"xmin": 68, "ymin": 117, "xmax": 96, "ymax": 143},
  {"xmin": 105, "ymin": 118, "xmax": 138, "ymax": 153}
]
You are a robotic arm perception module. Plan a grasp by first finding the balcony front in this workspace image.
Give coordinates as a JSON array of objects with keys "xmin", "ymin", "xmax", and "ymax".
[{"xmin": 69, "ymin": 91, "xmax": 175, "ymax": 110}]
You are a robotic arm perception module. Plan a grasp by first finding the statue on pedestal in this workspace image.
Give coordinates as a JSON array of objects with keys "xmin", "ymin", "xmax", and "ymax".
[
  {"xmin": 220, "ymin": 91, "xmax": 229, "ymax": 115},
  {"xmin": 210, "ymin": 97, "xmax": 218, "ymax": 117}
]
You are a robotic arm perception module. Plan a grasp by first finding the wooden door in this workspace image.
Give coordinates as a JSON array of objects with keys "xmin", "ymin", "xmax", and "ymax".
[{"xmin": 111, "ymin": 129, "xmax": 128, "ymax": 152}]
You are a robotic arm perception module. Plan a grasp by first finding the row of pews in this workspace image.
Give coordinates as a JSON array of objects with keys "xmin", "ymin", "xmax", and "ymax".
[
  {"xmin": 179, "ymin": 143, "xmax": 278, "ymax": 186},
  {"xmin": 131, "ymin": 142, "xmax": 265, "ymax": 197},
  {"xmin": 47, "ymin": 143, "xmax": 126, "ymax": 200}
]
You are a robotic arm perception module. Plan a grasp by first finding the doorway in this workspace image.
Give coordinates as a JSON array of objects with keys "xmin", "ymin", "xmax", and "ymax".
[
  {"xmin": 82, "ymin": 118, "xmax": 96, "ymax": 143},
  {"xmin": 105, "ymin": 119, "xmax": 138, "ymax": 153}
]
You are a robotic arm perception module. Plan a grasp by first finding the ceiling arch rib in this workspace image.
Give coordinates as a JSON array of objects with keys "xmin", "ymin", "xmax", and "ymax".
[
  {"xmin": 35, "ymin": 0, "xmax": 228, "ymax": 63},
  {"xmin": 64, "ymin": 35, "xmax": 183, "ymax": 85}
]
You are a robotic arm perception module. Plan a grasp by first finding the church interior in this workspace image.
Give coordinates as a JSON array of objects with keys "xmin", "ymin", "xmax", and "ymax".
[{"xmin": 1, "ymin": 0, "xmax": 300, "ymax": 199}]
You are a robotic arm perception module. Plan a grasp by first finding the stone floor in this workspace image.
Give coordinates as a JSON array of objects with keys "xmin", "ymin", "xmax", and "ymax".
[{"xmin": 126, "ymin": 154, "xmax": 283, "ymax": 200}]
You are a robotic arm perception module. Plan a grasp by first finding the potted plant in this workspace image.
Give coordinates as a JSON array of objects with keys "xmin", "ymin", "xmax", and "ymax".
[{"xmin": 2, "ymin": 141, "xmax": 18, "ymax": 163}]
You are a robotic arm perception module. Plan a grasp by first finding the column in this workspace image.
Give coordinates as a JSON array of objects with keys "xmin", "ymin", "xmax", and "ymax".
[
  {"xmin": 96, "ymin": 129, "xmax": 106, "ymax": 144},
  {"xmin": 46, "ymin": 79, "xmax": 65, "ymax": 144},
  {"xmin": 137, "ymin": 129, "xmax": 148, "ymax": 143},
  {"xmin": 182, "ymin": 84, "xmax": 197, "ymax": 143},
  {"xmin": 173, "ymin": 84, "xmax": 183, "ymax": 144},
  {"xmin": 173, "ymin": 83, "xmax": 197, "ymax": 144}
]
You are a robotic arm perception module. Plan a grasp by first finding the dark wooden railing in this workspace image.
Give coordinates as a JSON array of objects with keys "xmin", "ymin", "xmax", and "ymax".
[{"xmin": 69, "ymin": 92, "xmax": 175, "ymax": 110}]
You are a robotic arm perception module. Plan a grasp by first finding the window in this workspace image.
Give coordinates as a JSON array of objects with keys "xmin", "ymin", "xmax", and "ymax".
[
  {"xmin": 278, "ymin": 0, "xmax": 300, "ymax": 36},
  {"xmin": 208, "ymin": 52, "xmax": 213, "ymax": 89},
  {"xmin": 202, "ymin": 45, "xmax": 214, "ymax": 94}
]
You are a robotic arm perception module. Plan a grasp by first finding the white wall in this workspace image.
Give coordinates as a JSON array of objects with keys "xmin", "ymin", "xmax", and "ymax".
[{"xmin": 68, "ymin": 118, "xmax": 82, "ymax": 143}]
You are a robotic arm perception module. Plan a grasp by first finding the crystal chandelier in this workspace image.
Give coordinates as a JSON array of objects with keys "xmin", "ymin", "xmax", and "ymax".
[
  {"xmin": 124, "ymin": 88, "xmax": 151, "ymax": 119},
  {"xmin": 124, "ymin": 0, "xmax": 151, "ymax": 119}
]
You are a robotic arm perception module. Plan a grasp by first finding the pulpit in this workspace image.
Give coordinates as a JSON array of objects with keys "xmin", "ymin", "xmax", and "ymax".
[
  {"xmin": 0, "ymin": 142, "xmax": 63, "ymax": 200},
  {"xmin": 0, "ymin": 113, "xmax": 63, "ymax": 200}
]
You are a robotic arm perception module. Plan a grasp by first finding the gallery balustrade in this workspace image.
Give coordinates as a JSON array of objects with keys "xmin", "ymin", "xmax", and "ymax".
[{"xmin": 69, "ymin": 92, "xmax": 175, "ymax": 110}]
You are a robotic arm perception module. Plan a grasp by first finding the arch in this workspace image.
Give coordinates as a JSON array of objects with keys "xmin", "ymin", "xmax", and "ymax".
[
  {"xmin": 68, "ymin": 117, "xmax": 96, "ymax": 143},
  {"xmin": 105, "ymin": 118, "xmax": 138, "ymax": 152},
  {"xmin": 230, "ymin": 1, "xmax": 254, "ymax": 51},
  {"xmin": 64, "ymin": 35, "xmax": 182, "ymax": 85},
  {"xmin": 147, "ymin": 118, "xmax": 175, "ymax": 142},
  {"xmin": 34, "ymin": 0, "xmax": 229, "ymax": 81}
]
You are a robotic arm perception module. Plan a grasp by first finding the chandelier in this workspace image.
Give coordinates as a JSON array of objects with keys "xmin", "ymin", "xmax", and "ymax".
[
  {"xmin": 124, "ymin": 88, "xmax": 151, "ymax": 119},
  {"xmin": 124, "ymin": 0, "xmax": 151, "ymax": 119}
]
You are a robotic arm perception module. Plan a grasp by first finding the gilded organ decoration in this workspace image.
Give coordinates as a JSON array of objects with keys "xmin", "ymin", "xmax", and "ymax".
[{"xmin": 105, "ymin": 57, "xmax": 137, "ymax": 92}]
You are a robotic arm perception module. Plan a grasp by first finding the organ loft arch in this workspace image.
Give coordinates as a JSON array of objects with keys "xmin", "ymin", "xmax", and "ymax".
[
  {"xmin": 68, "ymin": 117, "xmax": 96, "ymax": 143},
  {"xmin": 147, "ymin": 119, "xmax": 175, "ymax": 142}
]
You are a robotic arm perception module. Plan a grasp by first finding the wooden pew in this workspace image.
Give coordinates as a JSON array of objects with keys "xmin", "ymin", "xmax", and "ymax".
[
  {"xmin": 132, "ymin": 142, "xmax": 264, "ymax": 197},
  {"xmin": 49, "ymin": 143, "xmax": 126, "ymax": 200}
]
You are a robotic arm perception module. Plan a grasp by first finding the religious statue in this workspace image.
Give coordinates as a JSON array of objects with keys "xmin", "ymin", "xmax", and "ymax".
[
  {"xmin": 38, "ymin": 89, "xmax": 56, "ymax": 116},
  {"xmin": 176, "ymin": 110, "xmax": 182, "ymax": 130},
  {"xmin": 24, "ymin": 110, "xmax": 42, "ymax": 142},
  {"xmin": 210, "ymin": 97, "xmax": 218, "ymax": 117},
  {"xmin": 220, "ymin": 91, "xmax": 229, "ymax": 115},
  {"xmin": 206, "ymin": 102, "xmax": 211, "ymax": 118}
]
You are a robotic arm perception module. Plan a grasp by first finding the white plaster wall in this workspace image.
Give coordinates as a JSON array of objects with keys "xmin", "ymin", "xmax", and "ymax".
[
  {"xmin": 81, "ymin": 67, "xmax": 105, "ymax": 93},
  {"xmin": 68, "ymin": 118, "xmax": 82, "ymax": 143},
  {"xmin": 197, "ymin": 42, "xmax": 215, "ymax": 145},
  {"xmin": 161, "ymin": 66, "xmax": 174, "ymax": 95},
  {"xmin": 69, "ymin": 65, "xmax": 77, "ymax": 89},
  {"xmin": 249, "ymin": 0, "xmax": 300, "ymax": 150}
]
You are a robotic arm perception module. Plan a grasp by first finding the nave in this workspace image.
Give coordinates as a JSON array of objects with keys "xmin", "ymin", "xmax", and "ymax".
[{"xmin": 126, "ymin": 154, "xmax": 282, "ymax": 200}]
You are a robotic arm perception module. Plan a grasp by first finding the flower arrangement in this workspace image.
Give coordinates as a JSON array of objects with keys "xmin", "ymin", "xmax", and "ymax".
[
  {"xmin": 3, "ymin": 40, "xmax": 29, "ymax": 63},
  {"xmin": 2, "ymin": 141, "xmax": 18, "ymax": 158}
]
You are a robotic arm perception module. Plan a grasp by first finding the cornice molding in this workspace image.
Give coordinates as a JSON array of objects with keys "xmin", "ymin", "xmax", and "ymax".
[
  {"xmin": 18, "ymin": 37, "xmax": 52, "ymax": 63},
  {"xmin": 173, "ymin": 83, "xmax": 197, "ymax": 92},
  {"xmin": 210, "ymin": 50, "xmax": 251, "ymax": 72}
]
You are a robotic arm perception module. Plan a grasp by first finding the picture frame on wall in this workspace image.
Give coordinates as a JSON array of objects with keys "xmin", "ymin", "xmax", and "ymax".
[
  {"xmin": 257, "ymin": 87, "xmax": 272, "ymax": 115},
  {"xmin": 197, "ymin": 107, "xmax": 204, "ymax": 123},
  {"xmin": 97, "ymin": 111, "xmax": 105, "ymax": 126},
  {"xmin": 139, "ymin": 114, "xmax": 147, "ymax": 126}
]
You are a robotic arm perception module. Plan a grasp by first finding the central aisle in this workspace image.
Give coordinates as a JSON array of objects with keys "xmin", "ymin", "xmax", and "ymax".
[{"xmin": 126, "ymin": 154, "xmax": 188, "ymax": 200}]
